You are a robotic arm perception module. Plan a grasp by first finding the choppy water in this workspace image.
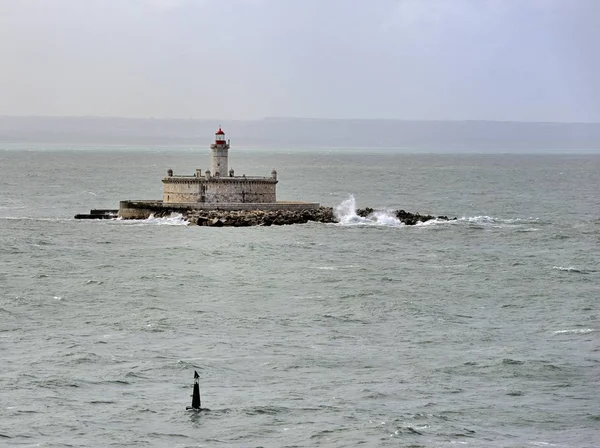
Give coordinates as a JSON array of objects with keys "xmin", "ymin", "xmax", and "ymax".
[{"xmin": 1, "ymin": 148, "xmax": 599, "ymax": 447}]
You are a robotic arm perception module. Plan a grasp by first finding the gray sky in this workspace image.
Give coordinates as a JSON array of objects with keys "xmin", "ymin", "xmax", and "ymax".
[{"xmin": 1, "ymin": 0, "xmax": 599, "ymax": 122}]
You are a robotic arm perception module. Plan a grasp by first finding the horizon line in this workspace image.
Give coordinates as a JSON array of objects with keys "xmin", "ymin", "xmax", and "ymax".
[{"xmin": 1, "ymin": 114, "xmax": 599, "ymax": 126}]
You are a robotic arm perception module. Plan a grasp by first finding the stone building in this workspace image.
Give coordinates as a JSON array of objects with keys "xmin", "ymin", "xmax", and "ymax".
[{"xmin": 162, "ymin": 127, "xmax": 278, "ymax": 204}]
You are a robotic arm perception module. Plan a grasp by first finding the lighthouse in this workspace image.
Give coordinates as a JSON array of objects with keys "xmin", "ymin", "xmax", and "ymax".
[
  {"xmin": 210, "ymin": 127, "xmax": 230, "ymax": 178},
  {"xmin": 161, "ymin": 128, "xmax": 279, "ymax": 204}
]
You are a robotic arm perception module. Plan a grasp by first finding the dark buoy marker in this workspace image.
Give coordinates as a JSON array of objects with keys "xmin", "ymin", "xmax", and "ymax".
[{"xmin": 186, "ymin": 371, "xmax": 208, "ymax": 412}]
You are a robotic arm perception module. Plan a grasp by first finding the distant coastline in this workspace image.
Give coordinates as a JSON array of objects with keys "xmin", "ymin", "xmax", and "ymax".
[{"xmin": 1, "ymin": 116, "xmax": 600, "ymax": 152}]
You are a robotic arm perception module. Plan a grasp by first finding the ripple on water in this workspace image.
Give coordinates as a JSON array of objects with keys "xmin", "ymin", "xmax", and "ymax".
[{"xmin": 2, "ymin": 152, "xmax": 599, "ymax": 447}]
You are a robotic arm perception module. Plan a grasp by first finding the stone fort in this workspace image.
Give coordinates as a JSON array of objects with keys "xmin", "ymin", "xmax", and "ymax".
[
  {"xmin": 116, "ymin": 127, "xmax": 320, "ymax": 219},
  {"xmin": 162, "ymin": 127, "xmax": 278, "ymax": 204},
  {"xmin": 78, "ymin": 126, "xmax": 447, "ymax": 225}
]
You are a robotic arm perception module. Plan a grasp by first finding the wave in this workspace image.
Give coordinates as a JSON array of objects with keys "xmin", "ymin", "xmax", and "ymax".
[
  {"xmin": 334, "ymin": 195, "xmax": 402, "ymax": 227},
  {"xmin": 0, "ymin": 216, "xmax": 73, "ymax": 222},
  {"xmin": 332, "ymin": 195, "xmax": 546, "ymax": 231},
  {"xmin": 143, "ymin": 213, "xmax": 189, "ymax": 226},
  {"xmin": 3, "ymin": 213, "xmax": 188, "ymax": 226},
  {"xmin": 116, "ymin": 213, "xmax": 189, "ymax": 226},
  {"xmin": 414, "ymin": 218, "xmax": 453, "ymax": 227},
  {"xmin": 553, "ymin": 329, "xmax": 595, "ymax": 335},
  {"xmin": 313, "ymin": 265, "xmax": 357, "ymax": 271},
  {"xmin": 552, "ymin": 266, "xmax": 589, "ymax": 274},
  {"xmin": 460, "ymin": 215, "xmax": 541, "ymax": 226}
]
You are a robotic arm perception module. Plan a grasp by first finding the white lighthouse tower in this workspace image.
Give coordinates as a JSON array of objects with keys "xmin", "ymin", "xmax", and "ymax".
[{"xmin": 210, "ymin": 127, "xmax": 230, "ymax": 178}]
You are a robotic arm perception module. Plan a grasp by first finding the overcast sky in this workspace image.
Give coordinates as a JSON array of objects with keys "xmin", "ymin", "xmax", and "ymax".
[{"xmin": 1, "ymin": 0, "xmax": 599, "ymax": 122}]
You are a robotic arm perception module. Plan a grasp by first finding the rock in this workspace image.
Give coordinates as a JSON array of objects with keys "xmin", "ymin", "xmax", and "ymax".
[
  {"xmin": 394, "ymin": 209, "xmax": 438, "ymax": 225},
  {"xmin": 152, "ymin": 205, "xmax": 457, "ymax": 227},
  {"xmin": 195, "ymin": 216, "xmax": 209, "ymax": 226},
  {"xmin": 356, "ymin": 207, "xmax": 373, "ymax": 217}
]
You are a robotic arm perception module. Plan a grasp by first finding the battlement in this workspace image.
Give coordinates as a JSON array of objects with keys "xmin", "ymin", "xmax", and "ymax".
[{"xmin": 162, "ymin": 175, "xmax": 277, "ymax": 183}]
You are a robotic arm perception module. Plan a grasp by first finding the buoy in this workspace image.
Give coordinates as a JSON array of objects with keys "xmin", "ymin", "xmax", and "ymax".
[{"xmin": 186, "ymin": 370, "xmax": 208, "ymax": 412}]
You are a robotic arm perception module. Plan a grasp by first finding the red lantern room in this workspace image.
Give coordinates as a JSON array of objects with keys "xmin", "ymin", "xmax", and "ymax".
[{"xmin": 215, "ymin": 127, "xmax": 226, "ymax": 145}]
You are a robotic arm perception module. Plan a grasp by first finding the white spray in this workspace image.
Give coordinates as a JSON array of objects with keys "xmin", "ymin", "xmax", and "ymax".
[{"xmin": 333, "ymin": 195, "xmax": 402, "ymax": 227}]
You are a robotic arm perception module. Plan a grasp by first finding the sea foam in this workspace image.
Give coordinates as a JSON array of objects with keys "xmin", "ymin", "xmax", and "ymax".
[
  {"xmin": 143, "ymin": 213, "xmax": 190, "ymax": 226},
  {"xmin": 117, "ymin": 213, "xmax": 190, "ymax": 226},
  {"xmin": 334, "ymin": 195, "xmax": 401, "ymax": 227},
  {"xmin": 552, "ymin": 266, "xmax": 587, "ymax": 274},
  {"xmin": 553, "ymin": 329, "xmax": 595, "ymax": 335}
]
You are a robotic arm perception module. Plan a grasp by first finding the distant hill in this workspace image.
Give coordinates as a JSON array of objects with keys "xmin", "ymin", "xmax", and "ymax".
[{"xmin": 1, "ymin": 116, "xmax": 599, "ymax": 152}]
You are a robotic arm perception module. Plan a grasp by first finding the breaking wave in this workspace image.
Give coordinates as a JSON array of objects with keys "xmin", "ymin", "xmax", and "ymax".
[
  {"xmin": 333, "ymin": 195, "xmax": 511, "ymax": 228},
  {"xmin": 553, "ymin": 329, "xmax": 595, "ymax": 335},
  {"xmin": 117, "ymin": 213, "xmax": 189, "ymax": 226},
  {"xmin": 145, "ymin": 213, "xmax": 189, "ymax": 226},
  {"xmin": 552, "ymin": 266, "xmax": 589, "ymax": 274},
  {"xmin": 334, "ymin": 195, "xmax": 402, "ymax": 227},
  {"xmin": 460, "ymin": 215, "xmax": 540, "ymax": 226}
]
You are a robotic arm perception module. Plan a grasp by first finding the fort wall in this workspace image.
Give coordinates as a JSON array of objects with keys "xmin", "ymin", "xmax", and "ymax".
[{"xmin": 162, "ymin": 177, "xmax": 277, "ymax": 203}]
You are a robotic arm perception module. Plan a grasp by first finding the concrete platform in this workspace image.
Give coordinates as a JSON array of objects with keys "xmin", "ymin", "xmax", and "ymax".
[{"xmin": 74, "ymin": 209, "xmax": 119, "ymax": 220}]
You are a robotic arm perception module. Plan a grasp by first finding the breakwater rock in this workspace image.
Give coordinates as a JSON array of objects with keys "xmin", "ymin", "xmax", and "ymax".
[
  {"xmin": 187, "ymin": 207, "xmax": 336, "ymax": 226},
  {"xmin": 144, "ymin": 207, "xmax": 453, "ymax": 226},
  {"xmin": 356, "ymin": 208, "xmax": 453, "ymax": 226}
]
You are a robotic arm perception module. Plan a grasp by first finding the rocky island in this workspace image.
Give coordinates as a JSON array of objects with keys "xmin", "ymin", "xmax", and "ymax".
[
  {"xmin": 122, "ymin": 206, "xmax": 451, "ymax": 227},
  {"xmin": 75, "ymin": 127, "xmax": 453, "ymax": 226}
]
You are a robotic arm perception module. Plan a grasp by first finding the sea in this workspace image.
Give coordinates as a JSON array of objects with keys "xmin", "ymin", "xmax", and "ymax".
[{"xmin": 1, "ymin": 147, "xmax": 599, "ymax": 448}]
